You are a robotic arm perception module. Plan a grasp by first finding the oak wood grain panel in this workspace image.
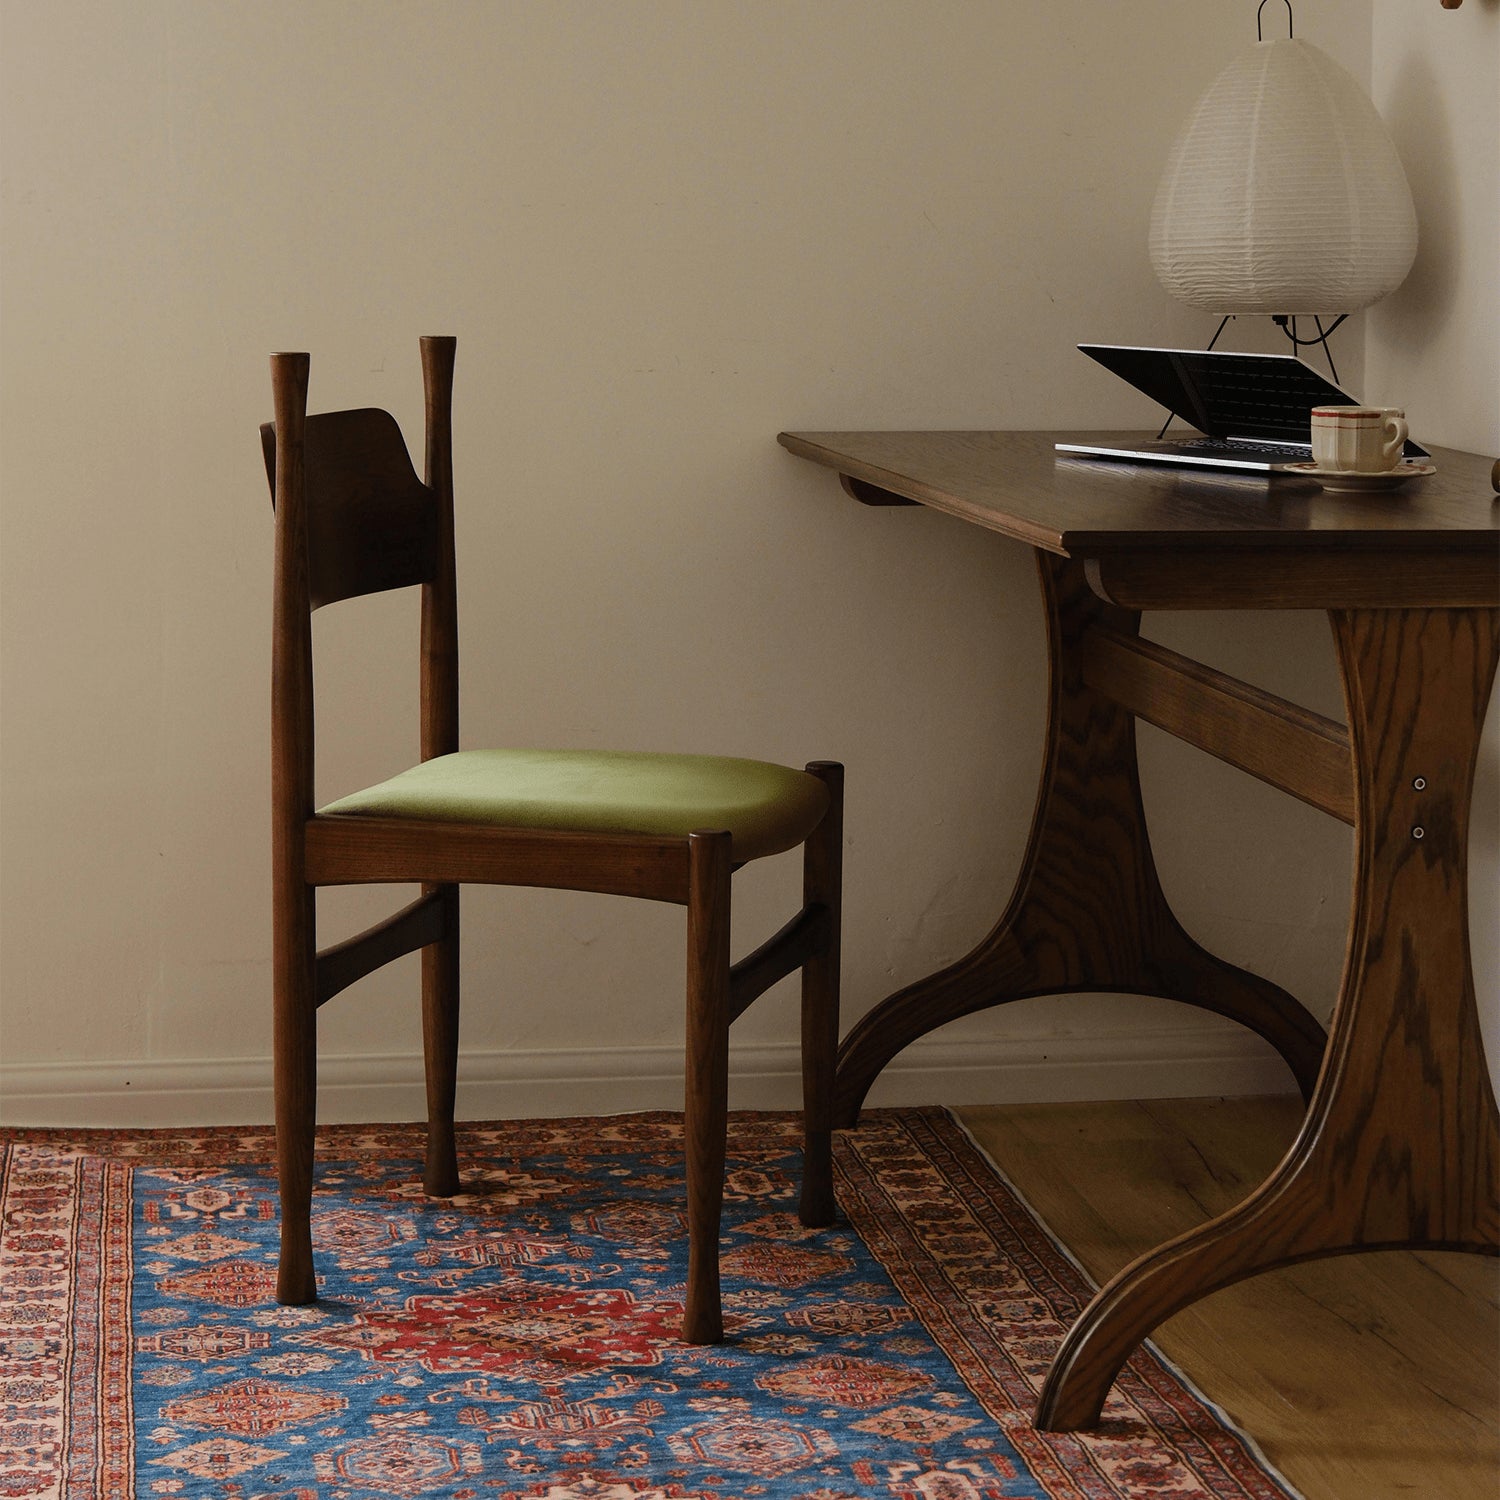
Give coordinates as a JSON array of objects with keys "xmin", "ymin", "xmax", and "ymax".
[{"xmin": 1079, "ymin": 626, "xmax": 1355, "ymax": 823}]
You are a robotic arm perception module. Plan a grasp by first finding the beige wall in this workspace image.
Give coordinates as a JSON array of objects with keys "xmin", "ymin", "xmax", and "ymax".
[{"xmin": 5, "ymin": 0, "xmax": 1484, "ymax": 1126}]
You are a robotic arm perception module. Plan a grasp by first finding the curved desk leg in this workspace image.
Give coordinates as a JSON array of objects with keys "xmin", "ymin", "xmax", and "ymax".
[
  {"xmin": 833, "ymin": 552, "xmax": 1327, "ymax": 1128},
  {"xmin": 1036, "ymin": 605, "xmax": 1500, "ymax": 1430}
]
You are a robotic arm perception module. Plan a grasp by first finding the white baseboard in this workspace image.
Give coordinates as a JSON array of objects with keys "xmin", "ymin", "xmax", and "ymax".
[{"xmin": 0, "ymin": 1027, "xmax": 1296, "ymax": 1128}]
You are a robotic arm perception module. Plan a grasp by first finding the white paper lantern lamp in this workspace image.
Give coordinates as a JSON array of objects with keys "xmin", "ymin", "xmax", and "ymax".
[{"xmin": 1150, "ymin": 37, "xmax": 1418, "ymax": 316}]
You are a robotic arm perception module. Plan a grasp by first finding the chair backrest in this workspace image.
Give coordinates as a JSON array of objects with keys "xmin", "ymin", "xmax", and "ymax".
[
  {"xmin": 260, "ymin": 408, "xmax": 441, "ymax": 609},
  {"xmin": 262, "ymin": 338, "xmax": 460, "ymax": 836}
]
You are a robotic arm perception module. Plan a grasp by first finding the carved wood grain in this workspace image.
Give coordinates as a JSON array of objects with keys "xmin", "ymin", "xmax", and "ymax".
[
  {"xmin": 831, "ymin": 552, "xmax": 1329, "ymax": 1127},
  {"xmin": 1035, "ymin": 604, "xmax": 1500, "ymax": 1429},
  {"xmin": 1078, "ymin": 626, "xmax": 1356, "ymax": 823}
]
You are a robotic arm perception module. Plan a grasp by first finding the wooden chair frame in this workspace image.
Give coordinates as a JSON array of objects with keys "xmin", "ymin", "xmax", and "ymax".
[{"xmin": 266, "ymin": 337, "xmax": 843, "ymax": 1342}]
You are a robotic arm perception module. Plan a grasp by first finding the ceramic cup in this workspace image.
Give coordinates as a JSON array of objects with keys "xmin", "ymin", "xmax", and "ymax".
[{"xmin": 1310, "ymin": 406, "xmax": 1408, "ymax": 473}]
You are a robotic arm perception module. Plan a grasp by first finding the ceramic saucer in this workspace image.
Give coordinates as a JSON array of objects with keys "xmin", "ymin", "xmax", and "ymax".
[{"xmin": 1288, "ymin": 461, "xmax": 1437, "ymax": 493}]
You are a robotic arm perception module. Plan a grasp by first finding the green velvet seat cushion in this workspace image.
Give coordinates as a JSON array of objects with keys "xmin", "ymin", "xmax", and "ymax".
[{"xmin": 318, "ymin": 748, "xmax": 829, "ymax": 863}]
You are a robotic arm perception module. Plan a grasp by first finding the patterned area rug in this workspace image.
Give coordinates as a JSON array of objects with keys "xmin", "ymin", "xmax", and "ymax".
[{"xmin": 1, "ymin": 1108, "xmax": 1296, "ymax": 1500}]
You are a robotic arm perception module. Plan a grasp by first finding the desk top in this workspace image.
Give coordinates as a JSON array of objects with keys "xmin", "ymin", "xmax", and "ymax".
[{"xmin": 779, "ymin": 430, "xmax": 1500, "ymax": 557}]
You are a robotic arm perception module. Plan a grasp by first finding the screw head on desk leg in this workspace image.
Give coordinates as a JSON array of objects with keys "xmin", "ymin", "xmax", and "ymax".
[{"xmin": 1413, "ymin": 827, "xmax": 1425, "ymax": 839}]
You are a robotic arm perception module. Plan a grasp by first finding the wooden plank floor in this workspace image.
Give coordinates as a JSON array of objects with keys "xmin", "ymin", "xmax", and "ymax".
[{"xmin": 956, "ymin": 1097, "xmax": 1499, "ymax": 1500}]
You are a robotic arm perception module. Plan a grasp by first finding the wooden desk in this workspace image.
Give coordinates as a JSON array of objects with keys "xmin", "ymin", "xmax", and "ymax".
[{"xmin": 779, "ymin": 430, "xmax": 1500, "ymax": 1430}]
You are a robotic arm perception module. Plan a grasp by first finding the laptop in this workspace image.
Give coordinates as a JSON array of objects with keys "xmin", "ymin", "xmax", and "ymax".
[{"xmin": 1055, "ymin": 344, "xmax": 1428, "ymax": 472}]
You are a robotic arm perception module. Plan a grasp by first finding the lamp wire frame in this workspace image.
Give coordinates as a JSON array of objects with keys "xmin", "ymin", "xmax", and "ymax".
[{"xmin": 1257, "ymin": 0, "xmax": 1294, "ymax": 42}]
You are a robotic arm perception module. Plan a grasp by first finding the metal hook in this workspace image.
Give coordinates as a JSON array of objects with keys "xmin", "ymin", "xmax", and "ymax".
[{"xmin": 1257, "ymin": 0, "xmax": 1293, "ymax": 40}]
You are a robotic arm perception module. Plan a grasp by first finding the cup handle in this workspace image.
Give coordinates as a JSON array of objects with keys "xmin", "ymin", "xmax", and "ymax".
[{"xmin": 1382, "ymin": 414, "xmax": 1409, "ymax": 466}]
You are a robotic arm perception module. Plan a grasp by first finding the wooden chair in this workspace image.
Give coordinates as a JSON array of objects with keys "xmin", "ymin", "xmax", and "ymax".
[{"xmin": 261, "ymin": 336, "xmax": 842, "ymax": 1343}]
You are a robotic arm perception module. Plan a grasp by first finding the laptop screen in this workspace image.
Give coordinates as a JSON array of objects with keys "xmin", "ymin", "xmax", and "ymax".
[{"xmin": 1079, "ymin": 345, "xmax": 1355, "ymax": 442}]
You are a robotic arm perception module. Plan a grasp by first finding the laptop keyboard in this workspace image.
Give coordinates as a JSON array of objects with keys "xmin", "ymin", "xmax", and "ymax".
[{"xmin": 1177, "ymin": 437, "xmax": 1310, "ymax": 458}]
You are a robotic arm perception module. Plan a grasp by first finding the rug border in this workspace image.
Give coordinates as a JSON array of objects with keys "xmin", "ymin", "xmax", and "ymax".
[
  {"xmin": 830, "ymin": 1108, "xmax": 1305, "ymax": 1500},
  {"xmin": 941, "ymin": 1107, "xmax": 1308, "ymax": 1500}
]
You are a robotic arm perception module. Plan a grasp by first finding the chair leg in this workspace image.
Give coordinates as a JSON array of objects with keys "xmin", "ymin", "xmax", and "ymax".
[
  {"xmin": 799, "ymin": 762, "xmax": 844, "ymax": 1227},
  {"xmin": 422, "ymin": 884, "xmax": 461, "ymax": 1197},
  {"xmin": 683, "ymin": 829, "xmax": 733, "ymax": 1344},
  {"xmin": 274, "ymin": 884, "xmax": 318, "ymax": 1305}
]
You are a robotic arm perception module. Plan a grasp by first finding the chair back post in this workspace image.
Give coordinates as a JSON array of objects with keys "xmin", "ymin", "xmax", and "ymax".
[
  {"xmin": 420, "ymin": 336, "xmax": 459, "ymax": 760},
  {"xmin": 269, "ymin": 351, "xmax": 316, "ymax": 855}
]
